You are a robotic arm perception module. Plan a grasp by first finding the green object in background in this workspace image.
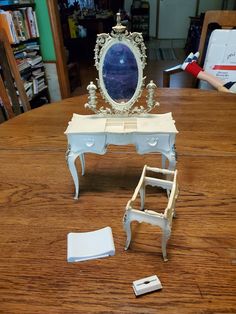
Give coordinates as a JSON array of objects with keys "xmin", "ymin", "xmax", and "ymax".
[{"xmin": 34, "ymin": 0, "xmax": 56, "ymax": 61}]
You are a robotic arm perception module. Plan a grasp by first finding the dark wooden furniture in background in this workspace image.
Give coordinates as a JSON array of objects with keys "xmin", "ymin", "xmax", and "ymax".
[
  {"xmin": 185, "ymin": 15, "xmax": 203, "ymax": 55},
  {"xmin": 0, "ymin": 88, "xmax": 236, "ymax": 313},
  {"xmin": 64, "ymin": 16, "xmax": 114, "ymax": 63},
  {"xmin": 131, "ymin": 1, "xmax": 149, "ymax": 40}
]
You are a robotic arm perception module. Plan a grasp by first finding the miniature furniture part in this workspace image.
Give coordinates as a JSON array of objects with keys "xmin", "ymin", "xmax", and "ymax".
[
  {"xmin": 123, "ymin": 165, "xmax": 179, "ymax": 262},
  {"xmin": 65, "ymin": 113, "xmax": 178, "ymax": 199},
  {"xmin": 163, "ymin": 10, "xmax": 236, "ymax": 88},
  {"xmin": 132, "ymin": 275, "xmax": 162, "ymax": 297},
  {"xmin": 84, "ymin": 12, "xmax": 159, "ymax": 116},
  {"xmin": 67, "ymin": 226, "xmax": 115, "ymax": 262},
  {"xmin": 65, "ymin": 13, "xmax": 178, "ymax": 198}
]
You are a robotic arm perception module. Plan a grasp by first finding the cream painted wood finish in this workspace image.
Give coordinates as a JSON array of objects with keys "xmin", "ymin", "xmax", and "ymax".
[{"xmin": 65, "ymin": 113, "xmax": 178, "ymax": 199}]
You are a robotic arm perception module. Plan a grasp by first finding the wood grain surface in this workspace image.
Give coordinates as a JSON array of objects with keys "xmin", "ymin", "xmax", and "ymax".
[{"xmin": 0, "ymin": 88, "xmax": 236, "ymax": 313}]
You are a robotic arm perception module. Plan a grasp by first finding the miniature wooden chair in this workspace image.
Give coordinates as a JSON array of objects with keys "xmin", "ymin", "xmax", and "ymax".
[{"xmin": 123, "ymin": 165, "xmax": 179, "ymax": 261}]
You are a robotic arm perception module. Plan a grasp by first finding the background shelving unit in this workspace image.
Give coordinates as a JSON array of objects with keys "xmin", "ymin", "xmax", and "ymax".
[
  {"xmin": 131, "ymin": 3, "xmax": 149, "ymax": 40},
  {"xmin": 0, "ymin": 1, "xmax": 50, "ymax": 109}
]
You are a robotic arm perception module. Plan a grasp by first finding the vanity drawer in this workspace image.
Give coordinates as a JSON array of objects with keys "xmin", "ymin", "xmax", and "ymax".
[
  {"xmin": 134, "ymin": 134, "xmax": 171, "ymax": 153},
  {"xmin": 68, "ymin": 134, "xmax": 106, "ymax": 153}
]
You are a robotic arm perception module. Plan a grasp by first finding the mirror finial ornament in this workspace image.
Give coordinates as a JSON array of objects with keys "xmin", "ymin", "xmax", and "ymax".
[{"xmin": 85, "ymin": 13, "xmax": 159, "ymax": 116}]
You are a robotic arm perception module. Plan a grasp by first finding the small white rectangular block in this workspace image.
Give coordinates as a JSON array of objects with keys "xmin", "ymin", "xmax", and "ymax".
[{"xmin": 132, "ymin": 275, "xmax": 162, "ymax": 296}]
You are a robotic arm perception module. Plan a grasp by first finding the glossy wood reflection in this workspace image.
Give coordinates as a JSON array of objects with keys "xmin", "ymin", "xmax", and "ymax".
[{"xmin": 0, "ymin": 89, "xmax": 236, "ymax": 313}]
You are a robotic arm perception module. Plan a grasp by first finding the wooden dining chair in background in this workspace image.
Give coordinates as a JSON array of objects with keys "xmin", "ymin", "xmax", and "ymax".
[
  {"xmin": 163, "ymin": 10, "xmax": 236, "ymax": 88},
  {"xmin": 0, "ymin": 29, "xmax": 31, "ymax": 121}
]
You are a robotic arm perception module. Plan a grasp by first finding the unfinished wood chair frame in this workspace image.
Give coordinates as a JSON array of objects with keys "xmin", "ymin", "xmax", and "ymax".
[
  {"xmin": 123, "ymin": 165, "xmax": 179, "ymax": 262},
  {"xmin": 163, "ymin": 10, "xmax": 236, "ymax": 88},
  {"xmin": 0, "ymin": 29, "xmax": 30, "ymax": 119}
]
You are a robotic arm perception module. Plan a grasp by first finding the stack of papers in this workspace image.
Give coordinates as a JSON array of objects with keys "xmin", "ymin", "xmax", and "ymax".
[{"xmin": 67, "ymin": 227, "xmax": 115, "ymax": 262}]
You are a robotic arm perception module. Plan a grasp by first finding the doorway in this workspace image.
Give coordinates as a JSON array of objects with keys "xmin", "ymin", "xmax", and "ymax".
[{"xmin": 48, "ymin": 0, "xmax": 125, "ymax": 96}]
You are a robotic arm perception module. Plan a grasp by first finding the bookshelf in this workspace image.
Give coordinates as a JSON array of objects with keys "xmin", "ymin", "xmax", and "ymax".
[
  {"xmin": 0, "ymin": 1, "xmax": 50, "ymax": 109},
  {"xmin": 131, "ymin": 4, "xmax": 149, "ymax": 40}
]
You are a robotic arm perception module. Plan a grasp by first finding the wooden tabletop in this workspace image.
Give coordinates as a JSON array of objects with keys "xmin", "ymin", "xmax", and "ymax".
[{"xmin": 0, "ymin": 88, "xmax": 236, "ymax": 313}]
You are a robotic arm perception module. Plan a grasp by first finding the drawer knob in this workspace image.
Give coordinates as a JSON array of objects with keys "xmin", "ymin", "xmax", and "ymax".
[
  {"xmin": 147, "ymin": 137, "xmax": 159, "ymax": 147},
  {"xmin": 86, "ymin": 139, "xmax": 95, "ymax": 147}
]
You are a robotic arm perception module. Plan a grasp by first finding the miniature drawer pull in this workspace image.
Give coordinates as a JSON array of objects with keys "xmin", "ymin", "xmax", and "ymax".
[
  {"xmin": 85, "ymin": 139, "xmax": 95, "ymax": 147},
  {"xmin": 147, "ymin": 137, "xmax": 159, "ymax": 147}
]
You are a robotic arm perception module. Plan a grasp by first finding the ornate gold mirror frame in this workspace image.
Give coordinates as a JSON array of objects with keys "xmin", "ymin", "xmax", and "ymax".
[{"xmin": 85, "ymin": 13, "xmax": 159, "ymax": 116}]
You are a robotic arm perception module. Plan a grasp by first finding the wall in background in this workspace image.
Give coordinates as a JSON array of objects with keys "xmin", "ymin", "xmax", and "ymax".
[
  {"xmin": 224, "ymin": 0, "xmax": 236, "ymax": 9},
  {"xmin": 35, "ymin": 0, "xmax": 61, "ymax": 101},
  {"xmin": 35, "ymin": 0, "xmax": 56, "ymax": 61},
  {"xmin": 125, "ymin": 0, "xmax": 235, "ymax": 40},
  {"xmin": 198, "ymin": 0, "xmax": 223, "ymax": 15},
  {"xmin": 158, "ymin": 0, "xmax": 196, "ymax": 39},
  {"xmin": 157, "ymin": 0, "xmax": 229, "ymax": 40}
]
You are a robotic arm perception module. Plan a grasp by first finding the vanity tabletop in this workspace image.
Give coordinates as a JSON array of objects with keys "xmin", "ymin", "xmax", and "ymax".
[
  {"xmin": 65, "ymin": 112, "xmax": 178, "ymax": 134},
  {"xmin": 0, "ymin": 89, "xmax": 236, "ymax": 313}
]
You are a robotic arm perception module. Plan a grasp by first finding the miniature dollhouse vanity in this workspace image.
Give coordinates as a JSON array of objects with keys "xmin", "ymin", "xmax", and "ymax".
[{"xmin": 65, "ymin": 14, "xmax": 178, "ymax": 198}]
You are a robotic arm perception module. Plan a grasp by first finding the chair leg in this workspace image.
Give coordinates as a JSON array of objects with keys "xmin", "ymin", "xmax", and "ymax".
[
  {"xmin": 123, "ymin": 212, "xmax": 132, "ymax": 250},
  {"xmin": 79, "ymin": 153, "xmax": 85, "ymax": 175},
  {"xmin": 161, "ymin": 227, "xmax": 171, "ymax": 262},
  {"xmin": 162, "ymin": 154, "xmax": 167, "ymax": 169}
]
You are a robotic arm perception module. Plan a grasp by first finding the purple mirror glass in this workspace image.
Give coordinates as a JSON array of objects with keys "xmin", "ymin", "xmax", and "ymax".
[{"xmin": 102, "ymin": 43, "xmax": 138, "ymax": 103}]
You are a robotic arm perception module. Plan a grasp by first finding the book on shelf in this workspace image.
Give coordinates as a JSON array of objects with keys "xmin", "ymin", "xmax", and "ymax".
[
  {"xmin": 25, "ymin": 41, "xmax": 39, "ymax": 50},
  {"xmin": 0, "ymin": 9, "xmax": 19, "ymax": 43},
  {"xmin": 33, "ymin": 71, "xmax": 44, "ymax": 79},
  {"xmin": 16, "ymin": 58, "xmax": 31, "ymax": 71},
  {"xmin": 0, "ymin": 1, "xmax": 20, "ymax": 6},
  {"xmin": 32, "ymin": 61, "xmax": 43, "ymax": 68},
  {"xmin": 24, "ymin": 81, "xmax": 33, "ymax": 98},
  {"xmin": 31, "ymin": 68, "xmax": 42, "ymax": 76},
  {"xmin": 33, "ymin": 76, "xmax": 46, "ymax": 94},
  {"xmin": 12, "ymin": 10, "xmax": 27, "ymax": 41},
  {"xmin": 0, "ymin": 6, "xmax": 39, "ymax": 44},
  {"xmin": 26, "ymin": 55, "xmax": 42, "ymax": 66},
  {"xmin": 26, "ymin": 6, "xmax": 38, "ymax": 38}
]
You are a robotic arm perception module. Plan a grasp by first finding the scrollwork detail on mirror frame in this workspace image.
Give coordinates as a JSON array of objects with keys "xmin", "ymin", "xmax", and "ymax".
[{"xmin": 85, "ymin": 13, "xmax": 159, "ymax": 116}]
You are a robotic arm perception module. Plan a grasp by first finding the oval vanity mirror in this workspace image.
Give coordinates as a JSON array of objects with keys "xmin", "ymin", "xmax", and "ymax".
[
  {"xmin": 102, "ymin": 43, "xmax": 139, "ymax": 104},
  {"xmin": 85, "ymin": 13, "xmax": 158, "ymax": 116}
]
